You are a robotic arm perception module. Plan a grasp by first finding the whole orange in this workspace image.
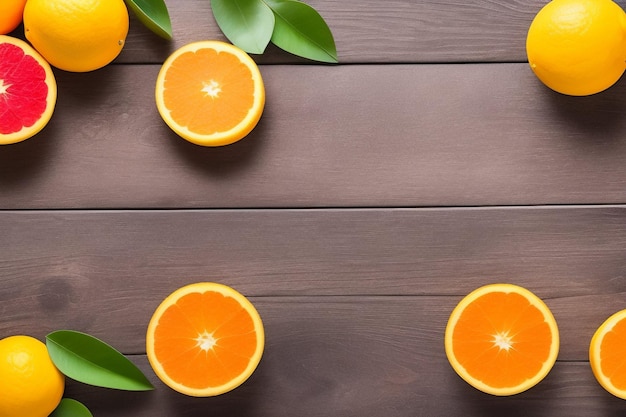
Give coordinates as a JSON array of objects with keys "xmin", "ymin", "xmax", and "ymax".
[
  {"xmin": 526, "ymin": 0, "xmax": 626, "ymax": 96},
  {"xmin": 23, "ymin": 0, "xmax": 129, "ymax": 72},
  {"xmin": 0, "ymin": 335, "xmax": 65, "ymax": 417},
  {"xmin": 0, "ymin": 0, "xmax": 27, "ymax": 35}
]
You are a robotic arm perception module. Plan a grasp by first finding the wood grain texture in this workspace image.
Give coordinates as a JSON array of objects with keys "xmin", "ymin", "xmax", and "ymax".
[
  {"xmin": 116, "ymin": 0, "xmax": 545, "ymax": 64},
  {"xmin": 23, "ymin": 295, "xmax": 626, "ymax": 416},
  {"xmin": 61, "ymin": 361, "xmax": 622, "ymax": 417},
  {"xmin": 2, "ymin": 64, "xmax": 626, "ymax": 209},
  {"xmin": 1, "ymin": 207, "xmax": 626, "ymax": 361},
  {"xmin": 7, "ymin": 0, "xmax": 596, "ymax": 64},
  {"xmin": 0, "ymin": 291, "xmax": 622, "ymax": 414},
  {"xmin": 3, "ymin": 0, "xmax": 626, "ymax": 415}
]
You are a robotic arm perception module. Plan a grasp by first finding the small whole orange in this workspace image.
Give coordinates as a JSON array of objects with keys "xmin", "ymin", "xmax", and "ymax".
[
  {"xmin": 23, "ymin": 0, "xmax": 129, "ymax": 72},
  {"xmin": 0, "ymin": 335, "xmax": 65, "ymax": 417},
  {"xmin": 526, "ymin": 0, "xmax": 626, "ymax": 96},
  {"xmin": 0, "ymin": 0, "xmax": 27, "ymax": 35}
]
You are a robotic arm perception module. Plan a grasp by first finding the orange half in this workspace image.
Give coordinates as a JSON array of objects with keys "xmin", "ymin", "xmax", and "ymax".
[
  {"xmin": 146, "ymin": 282, "xmax": 264, "ymax": 396},
  {"xmin": 590, "ymin": 309, "xmax": 626, "ymax": 399},
  {"xmin": 155, "ymin": 40, "xmax": 265, "ymax": 146},
  {"xmin": 444, "ymin": 283, "xmax": 559, "ymax": 395}
]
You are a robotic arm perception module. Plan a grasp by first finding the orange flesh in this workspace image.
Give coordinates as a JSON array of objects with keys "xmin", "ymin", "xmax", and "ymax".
[
  {"xmin": 162, "ymin": 49, "xmax": 255, "ymax": 135},
  {"xmin": 152, "ymin": 291, "xmax": 258, "ymax": 389},
  {"xmin": 601, "ymin": 319, "xmax": 626, "ymax": 389},
  {"xmin": 451, "ymin": 291, "xmax": 553, "ymax": 388}
]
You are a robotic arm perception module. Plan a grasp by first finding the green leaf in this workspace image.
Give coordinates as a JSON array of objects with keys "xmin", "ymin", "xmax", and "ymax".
[
  {"xmin": 212, "ymin": 0, "xmax": 275, "ymax": 54},
  {"xmin": 50, "ymin": 398, "xmax": 93, "ymax": 417},
  {"xmin": 124, "ymin": 0, "xmax": 173, "ymax": 40},
  {"xmin": 46, "ymin": 330, "xmax": 154, "ymax": 391},
  {"xmin": 263, "ymin": 0, "xmax": 337, "ymax": 63}
]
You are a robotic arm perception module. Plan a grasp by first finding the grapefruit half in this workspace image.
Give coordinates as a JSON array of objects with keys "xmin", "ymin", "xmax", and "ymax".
[{"xmin": 0, "ymin": 35, "xmax": 56, "ymax": 144}]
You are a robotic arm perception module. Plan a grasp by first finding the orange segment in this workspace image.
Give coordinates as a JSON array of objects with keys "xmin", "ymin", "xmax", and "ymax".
[
  {"xmin": 0, "ymin": 35, "xmax": 56, "ymax": 144},
  {"xmin": 590, "ymin": 309, "xmax": 626, "ymax": 399},
  {"xmin": 155, "ymin": 41, "xmax": 265, "ymax": 146},
  {"xmin": 444, "ymin": 283, "xmax": 559, "ymax": 396},
  {"xmin": 146, "ymin": 282, "xmax": 264, "ymax": 397}
]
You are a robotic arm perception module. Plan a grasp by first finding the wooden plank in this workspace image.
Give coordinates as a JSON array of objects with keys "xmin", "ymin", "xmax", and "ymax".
[
  {"xmin": 2, "ymin": 64, "xmax": 626, "ymax": 209},
  {"xmin": 109, "ymin": 0, "xmax": 543, "ymax": 64},
  {"xmin": 62, "ymin": 361, "xmax": 620, "ymax": 417},
  {"xmin": 6, "ymin": 1, "xmax": 622, "ymax": 415},
  {"xmin": 7, "ymin": 0, "xmax": 549, "ymax": 64},
  {"xmin": 39, "ymin": 298, "xmax": 626, "ymax": 416},
  {"xmin": 3, "ymin": 207, "xmax": 626, "ymax": 299},
  {"xmin": 1, "ymin": 207, "xmax": 626, "ymax": 360},
  {"xmin": 2, "ymin": 206, "xmax": 625, "ymax": 299}
]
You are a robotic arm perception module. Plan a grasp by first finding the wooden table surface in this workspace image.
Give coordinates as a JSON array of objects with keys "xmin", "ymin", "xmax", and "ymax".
[{"xmin": 4, "ymin": 0, "xmax": 626, "ymax": 415}]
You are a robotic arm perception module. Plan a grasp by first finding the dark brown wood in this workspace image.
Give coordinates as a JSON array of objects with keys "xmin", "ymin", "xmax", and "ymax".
[
  {"xmin": 61, "ymin": 360, "xmax": 624, "ymax": 416},
  {"xmin": 117, "ymin": 0, "xmax": 545, "ymax": 65},
  {"xmin": 5, "ymin": 291, "xmax": 626, "ymax": 414},
  {"xmin": 2, "ymin": 64, "xmax": 626, "ymax": 209},
  {"xmin": 1, "ymin": 207, "xmax": 626, "ymax": 362},
  {"xmin": 10, "ymin": 0, "xmax": 546, "ymax": 65},
  {"xmin": 3, "ymin": 0, "xmax": 626, "ymax": 414},
  {"xmin": 57, "ymin": 304, "xmax": 626, "ymax": 416}
]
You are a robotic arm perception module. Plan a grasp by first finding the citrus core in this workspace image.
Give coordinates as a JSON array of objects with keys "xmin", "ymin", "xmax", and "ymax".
[
  {"xmin": 590, "ymin": 309, "xmax": 626, "ymax": 399},
  {"xmin": 445, "ymin": 283, "xmax": 560, "ymax": 395},
  {"xmin": 0, "ymin": 35, "xmax": 57, "ymax": 144},
  {"xmin": 146, "ymin": 282, "xmax": 265, "ymax": 396},
  {"xmin": 526, "ymin": 0, "xmax": 626, "ymax": 96},
  {"xmin": 155, "ymin": 40, "xmax": 265, "ymax": 146},
  {"xmin": 0, "ymin": 335, "xmax": 65, "ymax": 417},
  {"xmin": 23, "ymin": 0, "xmax": 129, "ymax": 72}
]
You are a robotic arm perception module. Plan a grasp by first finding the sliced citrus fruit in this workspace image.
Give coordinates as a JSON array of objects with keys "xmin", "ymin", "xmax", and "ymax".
[
  {"xmin": 146, "ymin": 282, "xmax": 265, "ymax": 396},
  {"xmin": 444, "ymin": 283, "xmax": 559, "ymax": 396},
  {"xmin": 0, "ymin": 35, "xmax": 56, "ymax": 145},
  {"xmin": 155, "ymin": 40, "xmax": 265, "ymax": 146},
  {"xmin": 590, "ymin": 309, "xmax": 626, "ymax": 399}
]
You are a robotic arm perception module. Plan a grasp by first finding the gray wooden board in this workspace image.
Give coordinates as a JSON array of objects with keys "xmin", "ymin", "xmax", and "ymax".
[
  {"xmin": 117, "ymin": 0, "xmax": 558, "ymax": 64},
  {"xmin": 59, "ymin": 361, "xmax": 622, "ymax": 416},
  {"xmin": 1, "ymin": 207, "xmax": 626, "ymax": 362},
  {"xmin": 3, "ymin": 0, "xmax": 626, "ymax": 414},
  {"xmin": 2, "ymin": 64, "xmax": 626, "ymax": 209},
  {"xmin": 57, "ymin": 359, "xmax": 626, "ymax": 416},
  {"xmin": 13, "ymin": 0, "xmax": 626, "ymax": 66},
  {"xmin": 4, "ymin": 294, "xmax": 626, "ymax": 415}
]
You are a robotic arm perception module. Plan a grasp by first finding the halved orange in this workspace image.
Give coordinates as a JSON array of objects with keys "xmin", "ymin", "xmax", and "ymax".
[
  {"xmin": 0, "ymin": 35, "xmax": 56, "ymax": 144},
  {"xmin": 155, "ymin": 40, "xmax": 265, "ymax": 146},
  {"xmin": 444, "ymin": 283, "xmax": 560, "ymax": 396},
  {"xmin": 146, "ymin": 282, "xmax": 264, "ymax": 396},
  {"xmin": 589, "ymin": 309, "xmax": 626, "ymax": 399}
]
